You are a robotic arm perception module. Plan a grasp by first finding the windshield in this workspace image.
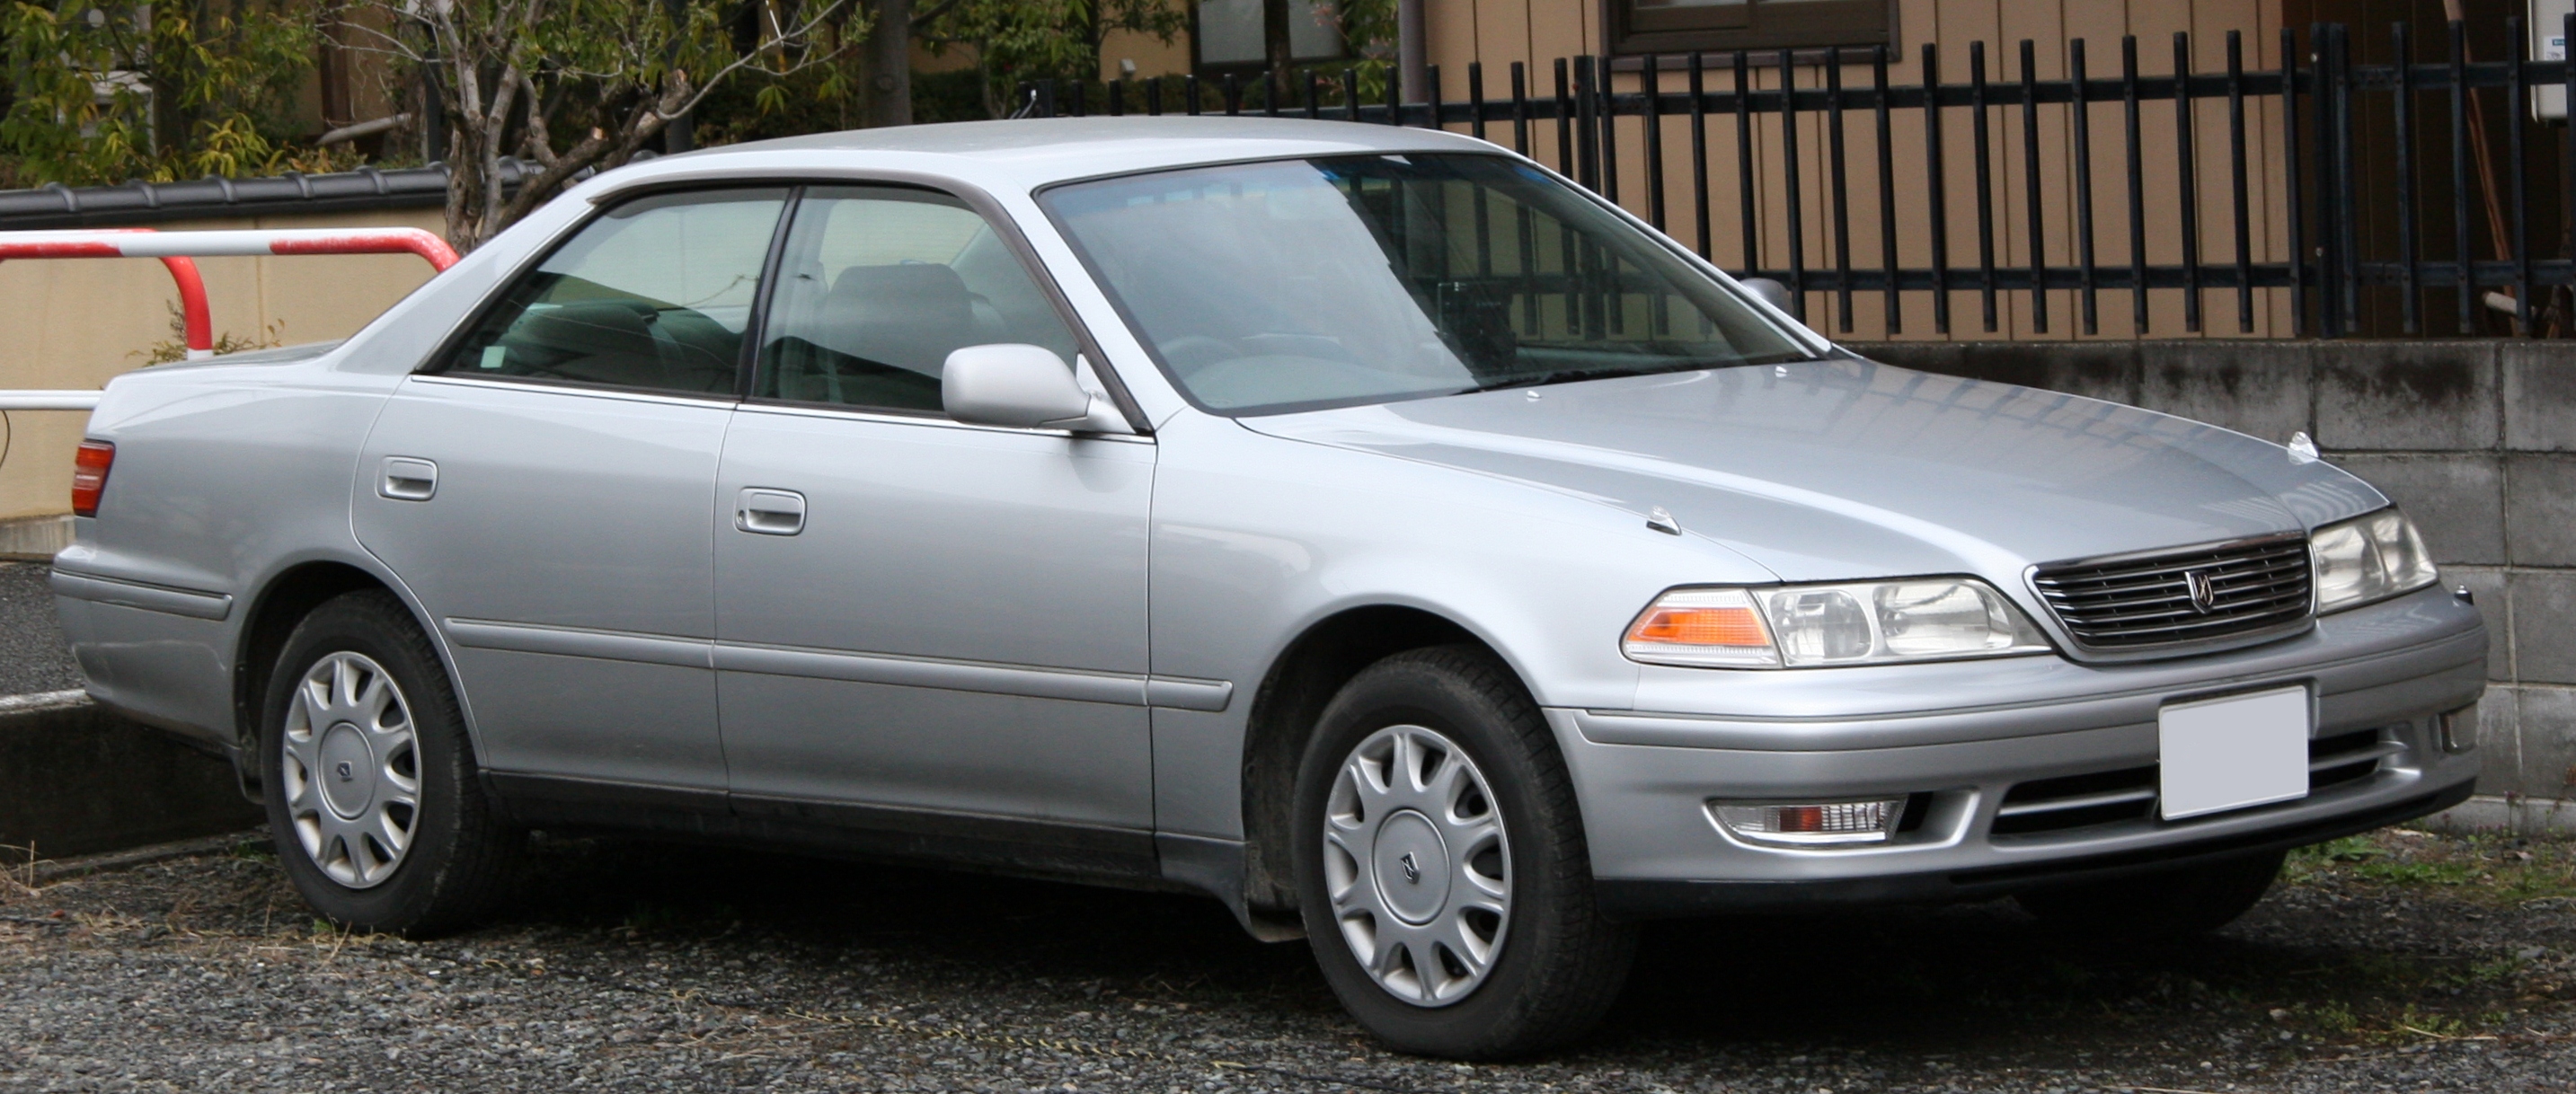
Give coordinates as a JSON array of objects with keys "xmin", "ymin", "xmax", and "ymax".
[{"xmin": 1040, "ymin": 153, "xmax": 1814, "ymax": 415}]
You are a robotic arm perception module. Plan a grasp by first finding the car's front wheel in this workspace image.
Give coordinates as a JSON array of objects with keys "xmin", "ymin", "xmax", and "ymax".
[
  {"xmin": 2014, "ymin": 849, "xmax": 2287, "ymax": 940},
  {"xmin": 1292, "ymin": 646, "xmax": 1635, "ymax": 1059},
  {"xmin": 261, "ymin": 590, "xmax": 519, "ymax": 936}
]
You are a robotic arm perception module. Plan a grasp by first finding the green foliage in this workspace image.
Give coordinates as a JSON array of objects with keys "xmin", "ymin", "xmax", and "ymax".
[
  {"xmin": 1316, "ymin": 0, "xmax": 1394, "ymax": 99},
  {"xmin": 0, "ymin": 0, "xmax": 347, "ymax": 187},
  {"xmin": 907, "ymin": 66, "xmax": 996, "ymax": 123},
  {"xmin": 0, "ymin": 0, "xmax": 1402, "ymax": 199},
  {"xmin": 2284, "ymin": 999, "xmax": 2359, "ymax": 1035},
  {"xmin": 2292, "ymin": 829, "xmax": 2576, "ymax": 903},
  {"xmin": 916, "ymin": 0, "xmax": 1184, "ymax": 118},
  {"xmin": 362, "ymin": 0, "xmax": 861, "ymax": 247},
  {"xmin": 690, "ymin": 0, "xmax": 1209, "ymax": 141},
  {"xmin": 1323, "ymin": 0, "xmax": 1392, "ymax": 58},
  {"xmin": 136, "ymin": 304, "xmax": 281, "ymax": 364},
  {"xmin": 688, "ymin": 39, "xmax": 897, "ymax": 146},
  {"xmin": 934, "ymin": 1, "xmax": 1398, "ymax": 120}
]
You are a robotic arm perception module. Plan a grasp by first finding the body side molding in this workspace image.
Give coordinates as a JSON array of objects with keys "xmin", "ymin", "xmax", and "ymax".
[
  {"xmin": 49, "ymin": 569, "xmax": 234, "ymax": 621},
  {"xmin": 443, "ymin": 618, "xmax": 713, "ymax": 668}
]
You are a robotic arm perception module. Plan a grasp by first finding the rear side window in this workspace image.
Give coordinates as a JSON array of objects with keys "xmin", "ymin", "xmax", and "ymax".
[
  {"xmin": 435, "ymin": 189, "xmax": 789, "ymax": 395},
  {"xmin": 753, "ymin": 186, "xmax": 1079, "ymax": 414}
]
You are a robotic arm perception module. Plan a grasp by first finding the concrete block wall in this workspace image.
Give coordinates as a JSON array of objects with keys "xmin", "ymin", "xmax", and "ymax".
[{"xmin": 1848, "ymin": 340, "xmax": 2576, "ymax": 832}]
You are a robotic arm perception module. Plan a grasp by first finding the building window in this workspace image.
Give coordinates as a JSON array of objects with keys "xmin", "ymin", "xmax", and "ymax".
[
  {"xmin": 1194, "ymin": 0, "xmax": 1344, "ymax": 73},
  {"xmin": 1605, "ymin": 0, "xmax": 1893, "ymax": 57}
]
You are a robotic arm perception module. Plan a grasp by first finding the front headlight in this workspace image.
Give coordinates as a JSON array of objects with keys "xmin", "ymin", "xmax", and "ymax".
[
  {"xmin": 2311, "ymin": 508, "xmax": 2439, "ymax": 613},
  {"xmin": 1623, "ymin": 578, "xmax": 2053, "ymax": 668}
]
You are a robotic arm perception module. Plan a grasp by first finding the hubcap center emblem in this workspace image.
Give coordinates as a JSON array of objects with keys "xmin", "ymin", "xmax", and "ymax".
[
  {"xmin": 314, "ymin": 721, "xmax": 375, "ymax": 820},
  {"xmin": 1373, "ymin": 810, "xmax": 1450, "ymax": 924}
]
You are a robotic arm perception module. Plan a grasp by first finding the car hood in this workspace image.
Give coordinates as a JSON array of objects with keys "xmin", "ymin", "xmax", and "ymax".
[{"xmin": 1239, "ymin": 358, "xmax": 2386, "ymax": 583}]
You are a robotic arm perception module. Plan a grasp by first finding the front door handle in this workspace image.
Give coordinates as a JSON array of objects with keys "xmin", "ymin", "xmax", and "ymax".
[
  {"xmin": 379, "ymin": 457, "xmax": 438, "ymax": 501},
  {"xmin": 735, "ymin": 488, "xmax": 807, "ymax": 536}
]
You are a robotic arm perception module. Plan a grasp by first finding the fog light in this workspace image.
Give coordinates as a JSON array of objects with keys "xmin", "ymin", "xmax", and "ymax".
[
  {"xmin": 1712, "ymin": 798, "xmax": 1907, "ymax": 846},
  {"xmin": 2437, "ymin": 704, "xmax": 2478, "ymax": 754}
]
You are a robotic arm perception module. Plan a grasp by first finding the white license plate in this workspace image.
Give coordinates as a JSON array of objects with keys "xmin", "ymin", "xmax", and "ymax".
[{"xmin": 2158, "ymin": 685, "xmax": 2311, "ymax": 821}]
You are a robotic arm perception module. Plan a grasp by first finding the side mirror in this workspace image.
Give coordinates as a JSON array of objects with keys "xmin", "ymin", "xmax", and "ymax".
[
  {"xmin": 1739, "ymin": 277, "xmax": 1795, "ymax": 313},
  {"xmin": 942, "ymin": 344, "xmax": 1121, "ymax": 431}
]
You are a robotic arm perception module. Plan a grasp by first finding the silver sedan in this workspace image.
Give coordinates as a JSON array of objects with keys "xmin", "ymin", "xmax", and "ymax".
[{"xmin": 51, "ymin": 118, "xmax": 2485, "ymax": 1058}]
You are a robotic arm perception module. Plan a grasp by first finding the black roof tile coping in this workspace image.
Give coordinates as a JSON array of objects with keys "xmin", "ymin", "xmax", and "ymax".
[{"xmin": 0, "ymin": 159, "xmax": 536, "ymax": 230}]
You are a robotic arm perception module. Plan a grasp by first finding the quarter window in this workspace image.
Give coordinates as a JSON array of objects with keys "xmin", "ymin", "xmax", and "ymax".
[
  {"xmin": 436, "ymin": 189, "xmax": 789, "ymax": 395},
  {"xmin": 754, "ymin": 187, "xmax": 1081, "ymax": 414}
]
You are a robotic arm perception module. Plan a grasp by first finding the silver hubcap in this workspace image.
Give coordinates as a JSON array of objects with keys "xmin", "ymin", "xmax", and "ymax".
[
  {"xmin": 1323, "ymin": 724, "xmax": 1510, "ymax": 1007},
  {"xmin": 280, "ymin": 651, "xmax": 420, "ymax": 889}
]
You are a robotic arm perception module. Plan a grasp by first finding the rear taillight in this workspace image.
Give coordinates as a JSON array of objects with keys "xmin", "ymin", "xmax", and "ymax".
[{"xmin": 71, "ymin": 440, "xmax": 113, "ymax": 517}]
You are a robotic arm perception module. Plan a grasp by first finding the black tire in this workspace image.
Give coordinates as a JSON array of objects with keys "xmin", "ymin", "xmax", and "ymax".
[
  {"xmin": 260, "ymin": 590, "xmax": 520, "ymax": 936},
  {"xmin": 2014, "ymin": 849, "xmax": 2286, "ymax": 940},
  {"xmin": 1291, "ymin": 645, "xmax": 1635, "ymax": 1059}
]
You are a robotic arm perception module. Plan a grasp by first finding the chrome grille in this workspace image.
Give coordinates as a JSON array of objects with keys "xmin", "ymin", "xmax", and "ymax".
[{"xmin": 2030, "ymin": 534, "xmax": 2312, "ymax": 649}]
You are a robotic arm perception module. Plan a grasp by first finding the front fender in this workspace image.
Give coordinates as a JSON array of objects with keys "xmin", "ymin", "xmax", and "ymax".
[{"xmin": 1144, "ymin": 411, "xmax": 1775, "ymax": 841}]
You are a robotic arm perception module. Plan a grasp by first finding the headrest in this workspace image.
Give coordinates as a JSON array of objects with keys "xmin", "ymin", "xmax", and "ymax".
[
  {"xmin": 829, "ymin": 263, "xmax": 972, "ymax": 319},
  {"xmin": 819, "ymin": 264, "xmax": 973, "ymax": 375}
]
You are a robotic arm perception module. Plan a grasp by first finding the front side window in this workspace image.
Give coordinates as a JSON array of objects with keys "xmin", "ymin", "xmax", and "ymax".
[
  {"xmin": 435, "ymin": 189, "xmax": 788, "ymax": 395},
  {"xmin": 754, "ymin": 186, "xmax": 1081, "ymax": 414},
  {"xmin": 1040, "ymin": 153, "xmax": 1811, "ymax": 415}
]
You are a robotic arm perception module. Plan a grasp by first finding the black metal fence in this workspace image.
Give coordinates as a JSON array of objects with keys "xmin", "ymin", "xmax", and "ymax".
[{"xmin": 1022, "ymin": 18, "xmax": 2576, "ymax": 340}]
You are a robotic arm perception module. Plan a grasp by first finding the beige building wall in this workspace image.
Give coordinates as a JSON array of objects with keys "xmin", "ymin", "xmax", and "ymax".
[
  {"xmin": 0, "ymin": 207, "xmax": 445, "ymax": 529},
  {"xmin": 1419, "ymin": 0, "xmax": 2294, "ymax": 342}
]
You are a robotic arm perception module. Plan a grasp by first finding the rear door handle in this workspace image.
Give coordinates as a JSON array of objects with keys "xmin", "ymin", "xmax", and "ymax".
[
  {"xmin": 379, "ymin": 457, "xmax": 438, "ymax": 501},
  {"xmin": 735, "ymin": 488, "xmax": 806, "ymax": 536}
]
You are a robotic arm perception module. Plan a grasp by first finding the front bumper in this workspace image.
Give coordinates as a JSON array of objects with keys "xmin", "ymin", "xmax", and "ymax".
[{"xmin": 1554, "ymin": 583, "xmax": 2488, "ymax": 917}]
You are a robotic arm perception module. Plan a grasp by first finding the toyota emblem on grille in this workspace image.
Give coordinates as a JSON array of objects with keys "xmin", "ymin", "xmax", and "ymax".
[{"xmin": 2185, "ymin": 569, "xmax": 2218, "ymax": 613}]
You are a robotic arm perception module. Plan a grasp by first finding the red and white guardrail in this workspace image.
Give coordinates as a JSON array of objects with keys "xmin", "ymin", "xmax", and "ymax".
[{"xmin": 0, "ymin": 227, "xmax": 457, "ymax": 411}]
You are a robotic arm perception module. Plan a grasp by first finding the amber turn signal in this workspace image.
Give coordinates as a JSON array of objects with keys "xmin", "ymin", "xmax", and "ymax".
[
  {"xmin": 1621, "ymin": 587, "xmax": 1780, "ymax": 667},
  {"xmin": 1627, "ymin": 605, "xmax": 1767, "ymax": 648}
]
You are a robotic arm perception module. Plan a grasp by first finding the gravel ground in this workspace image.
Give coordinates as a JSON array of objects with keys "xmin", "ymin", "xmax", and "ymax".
[
  {"xmin": 4, "ymin": 827, "xmax": 2572, "ymax": 1092},
  {"xmin": 0, "ymin": 562, "xmax": 80, "ymax": 696}
]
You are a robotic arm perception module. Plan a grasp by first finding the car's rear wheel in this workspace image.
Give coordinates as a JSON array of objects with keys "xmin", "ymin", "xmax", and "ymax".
[
  {"xmin": 2014, "ymin": 849, "xmax": 2287, "ymax": 940},
  {"xmin": 261, "ymin": 590, "xmax": 518, "ymax": 936},
  {"xmin": 1292, "ymin": 646, "xmax": 1635, "ymax": 1059}
]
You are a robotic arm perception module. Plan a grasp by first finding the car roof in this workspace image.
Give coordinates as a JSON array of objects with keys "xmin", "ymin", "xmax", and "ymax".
[{"xmin": 592, "ymin": 117, "xmax": 1510, "ymax": 198}]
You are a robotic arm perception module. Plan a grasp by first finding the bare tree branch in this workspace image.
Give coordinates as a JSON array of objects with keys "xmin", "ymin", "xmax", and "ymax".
[
  {"xmin": 654, "ymin": 0, "xmax": 848, "ymax": 120},
  {"xmin": 360, "ymin": 0, "xmax": 854, "ymax": 249},
  {"xmin": 517, "ymin": 69, "xmax": 558, "ymax": 168},
  {"xmin": 907, "ymin": 0, "xmax": 959, "ymax": 31}
]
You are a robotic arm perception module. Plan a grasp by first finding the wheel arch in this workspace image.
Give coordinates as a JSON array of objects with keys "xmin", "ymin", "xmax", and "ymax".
[
  {"xmin": 1235, "ymin": 603, "xmax": 1536, "ymax": 924},
  {"xmin": 229, "ymin": 558, "xmax": 445, "ymax": 799}
]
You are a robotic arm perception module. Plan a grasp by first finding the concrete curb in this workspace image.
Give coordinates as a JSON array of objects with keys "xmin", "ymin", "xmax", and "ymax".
[
  {"xmin": 0, "ymin": 516, "xmax": 69, "ymax": 562},
  {"xmin": 25, "ymin": 830, "xmax": 264, "ymax": 885},
  {"xmin": 0, "ymin": 693, "xmax": 261, "ymax": 863},
  {"xmin": 0, "ymin": 688, "xmax": 87, "ymax": 715}
]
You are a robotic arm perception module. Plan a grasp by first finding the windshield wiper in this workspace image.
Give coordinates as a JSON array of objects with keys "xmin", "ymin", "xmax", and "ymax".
[{"xmin": 1474, "ymin": 366, "xmax": 1667, "ymax": 393}]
